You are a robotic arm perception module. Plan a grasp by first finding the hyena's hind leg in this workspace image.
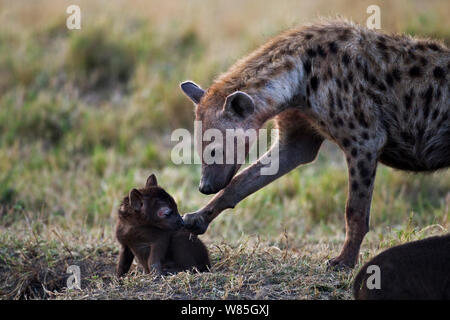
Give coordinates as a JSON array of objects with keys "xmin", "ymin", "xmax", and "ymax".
[{"xmin": 328, "ymin": 135, "xmax": 384, "ymax": 268}]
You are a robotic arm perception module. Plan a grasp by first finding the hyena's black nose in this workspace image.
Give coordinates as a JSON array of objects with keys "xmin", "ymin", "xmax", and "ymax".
[{"xmin": 199, "ymin": 180, "xmax": 214, "ymax": 195}]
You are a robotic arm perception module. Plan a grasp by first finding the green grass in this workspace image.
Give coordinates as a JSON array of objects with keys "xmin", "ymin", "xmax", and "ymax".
[{"xmin": 0, "ymin": 0, "xmax": 449, "ymax": 300}]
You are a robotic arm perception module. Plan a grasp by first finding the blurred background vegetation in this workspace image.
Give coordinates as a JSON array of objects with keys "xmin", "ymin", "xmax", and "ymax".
[{"xmin": 0, "ymin": 0, "xmax": 449, "ymax": 256}]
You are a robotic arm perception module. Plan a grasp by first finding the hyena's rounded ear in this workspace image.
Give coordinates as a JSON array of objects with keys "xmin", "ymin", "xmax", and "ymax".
[
  {"xmin": 129, "ymin": 188, "xmax": 143, "ymax": 212},
  {"xmin": 223, "ymin": 91, "xmax": 255, "ymax": 118},
  {"xmin": 180, "ymin": 81, "xmax": 205, "ymax": 104},
  {"xmin": 145, "ymin": 174, "xmax": 158, "ymax": 188}
]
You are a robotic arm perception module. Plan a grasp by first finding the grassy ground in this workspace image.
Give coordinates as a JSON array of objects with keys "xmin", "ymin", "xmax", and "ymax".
[{"xmin": 0, "ymin": 0, "xmax": 449, "ymax": 299}]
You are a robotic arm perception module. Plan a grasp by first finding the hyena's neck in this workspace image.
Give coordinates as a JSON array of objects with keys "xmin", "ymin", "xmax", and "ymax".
[
  {"xmin": 245, "ymin": 58, "xmax": 307, "ymax": 122},
  {"xmin": 210, "ymin": 55, "xmax": 307, "ymax": 125}
]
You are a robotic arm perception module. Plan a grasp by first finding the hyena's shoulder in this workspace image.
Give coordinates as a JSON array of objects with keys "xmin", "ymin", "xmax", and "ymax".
[{"xmin": 298, "ymin": 20, "xmax": 450, "ymax": 116}]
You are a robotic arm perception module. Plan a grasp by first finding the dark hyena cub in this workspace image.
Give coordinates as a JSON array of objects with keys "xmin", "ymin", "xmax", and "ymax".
[
  {"xmin": 353, "ymin": 234, "xmax": 450, "ymax": 300},
  {"xmin": 115, "ymin": 174, "xmax": 210, "ymax": 277}
]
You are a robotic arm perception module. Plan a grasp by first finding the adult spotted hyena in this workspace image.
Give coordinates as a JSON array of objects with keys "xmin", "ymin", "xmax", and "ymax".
[{"xmin": 180, "ymin": 20, "xmax": 450, "ymax": 268}]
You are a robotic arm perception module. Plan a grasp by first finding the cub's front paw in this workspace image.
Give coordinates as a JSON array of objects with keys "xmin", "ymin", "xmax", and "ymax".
[{"xmin": 183, "ymin": 212, "xmax": 209, "ymax": 235}]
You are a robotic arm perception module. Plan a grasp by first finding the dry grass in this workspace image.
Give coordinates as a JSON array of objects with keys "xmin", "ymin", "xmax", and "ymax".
[{"xmin": 1, "ymin": 223, "xmax": 447, "ymax": 300}]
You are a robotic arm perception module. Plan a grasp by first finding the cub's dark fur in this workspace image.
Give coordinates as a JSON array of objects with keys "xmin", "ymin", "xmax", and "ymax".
[
  {"xmin": 353, "ymin": 234, "xmax": 450, "ymax": 300},
  {"xmin": 115, "ymin": 174, "xmax": 210, "ymax": 277}
]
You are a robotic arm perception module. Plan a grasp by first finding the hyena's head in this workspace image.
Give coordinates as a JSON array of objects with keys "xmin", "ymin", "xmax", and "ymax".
[
  {"xmin": 180, "ymin": 81, "xmax": 259, "ymax": 194},
  {"xmin": 119, "ymin": 174, "xmax": 184, "ymax": 231}
]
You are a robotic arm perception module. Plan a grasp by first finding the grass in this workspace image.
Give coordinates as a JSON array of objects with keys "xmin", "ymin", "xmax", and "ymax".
[
  {"xmin": 1, "ymin": 223, "xmax": 446, "ymax": 299},
  {"xmin": 0, "ymin": 0, "xmax": 449, "ymax": 300}
]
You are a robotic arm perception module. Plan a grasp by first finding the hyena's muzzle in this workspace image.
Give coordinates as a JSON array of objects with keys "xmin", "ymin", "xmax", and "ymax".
[{"xmin": 199, "ymin": 163, "xmax": 239, "ymax": 194}]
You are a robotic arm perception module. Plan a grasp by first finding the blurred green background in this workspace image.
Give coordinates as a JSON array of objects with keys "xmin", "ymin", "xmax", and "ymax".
[{"xmin": 0, "ymin": 0, "xmax": 449, "ymax": 247}]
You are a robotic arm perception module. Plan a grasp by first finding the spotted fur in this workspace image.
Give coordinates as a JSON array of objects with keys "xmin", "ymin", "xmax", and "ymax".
[{"xmin": 182, "ymin": 19, "xmax": 450, "ymax": 268}]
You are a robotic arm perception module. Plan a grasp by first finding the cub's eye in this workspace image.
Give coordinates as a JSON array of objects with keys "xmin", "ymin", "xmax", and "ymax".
[{"xmin": 157, "ymin": 207, "xmax": 173, "ymax": 218}]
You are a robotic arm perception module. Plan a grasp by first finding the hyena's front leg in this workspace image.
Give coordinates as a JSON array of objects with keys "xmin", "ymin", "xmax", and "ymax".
[
  {"xmin": 328, "ymin": 146, "xmax": 380, "ymax": 268},
  {"xmin": 184, "ymin": 131, "xmax": 324, "ymax": 234},
  {"xmin": 116, "ymin": 245, "xmax": 135, "ymax": 277}
]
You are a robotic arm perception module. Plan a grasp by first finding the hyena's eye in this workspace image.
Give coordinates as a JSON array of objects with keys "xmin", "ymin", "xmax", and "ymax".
[
  {"xmin": 211, "ymin": 149, "xmax": 216, "ymax": 157},
  {"xmin": 157, "ymin": 207, "xmax": 172, "ymax": 218}
]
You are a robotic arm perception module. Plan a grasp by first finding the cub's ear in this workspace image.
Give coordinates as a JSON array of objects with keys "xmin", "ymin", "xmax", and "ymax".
[
  {"xmin": 129, "ymin": 188, "xmax": 143, "ymax": 212},
  {"xmin": 180, "ymin": 81, "xmax": 205, "ymax": 104},
  {"xmin": 145, "ymin": 173, "xmax": 158, "ymax": 188},
  {"xmin": 223, "ymin": 91, "xmax": 255, "ymax": 118}
]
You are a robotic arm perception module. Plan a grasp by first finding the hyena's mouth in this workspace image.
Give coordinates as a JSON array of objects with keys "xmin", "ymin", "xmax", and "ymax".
[{"xmin": 200, "ymin": 164, "xmax": 239, "ymax": 194}]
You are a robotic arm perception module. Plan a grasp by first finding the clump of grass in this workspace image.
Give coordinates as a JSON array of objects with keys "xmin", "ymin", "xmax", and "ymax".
[
  {"xmin": 404, "ymin": 13, "xmax": 450, "ymax": 45},
  {"xmin": 0, "ymin": 92, "xmax": 77, "ymax": 147},
  {"xmin": 92, "ymin": 146, "xmax": 108, "ymax": 176},
  {"xmin": 65, "ymin": 27, "xmax": 136, "ymax": 92},
  {"xmin": 139, "ymin": 143, "xmax": 166, "ymax": 168},
  {"xmin": 0, "ymin": 32, "xmax": 48, "ymax": 92},
  {"xmin": 0, "ymin": 233, "xmax": 116, "ymax": 299}
]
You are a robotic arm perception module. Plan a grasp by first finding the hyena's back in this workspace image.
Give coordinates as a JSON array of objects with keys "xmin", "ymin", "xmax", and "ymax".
[{"xmin": 295, "ymin": 21, "xmax": 450, "ymax": 172}]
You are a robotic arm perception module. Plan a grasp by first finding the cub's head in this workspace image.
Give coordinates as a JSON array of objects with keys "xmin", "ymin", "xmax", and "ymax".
[
  {"xmin": 119, "ymin": 174, "xmax": 184, "ymax": 231},
  {"xmin": 180, "ymin": 81, "xmax": 259, "ymax": 194}
]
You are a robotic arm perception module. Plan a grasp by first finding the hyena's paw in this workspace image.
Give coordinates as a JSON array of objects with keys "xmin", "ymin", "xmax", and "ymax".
[
  {"xmin": 327, "ymin": 255, "xmax": 356, "ymax": 271},
  {"xmin": 183, "ymin": 212, "xmax": 209, "ymax": 235}
]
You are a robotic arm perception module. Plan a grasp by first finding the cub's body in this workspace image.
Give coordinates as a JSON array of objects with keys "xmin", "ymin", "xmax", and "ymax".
[{"xmin": 116, "ymin": 174, "xmax": 210, "ymax": 277}]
